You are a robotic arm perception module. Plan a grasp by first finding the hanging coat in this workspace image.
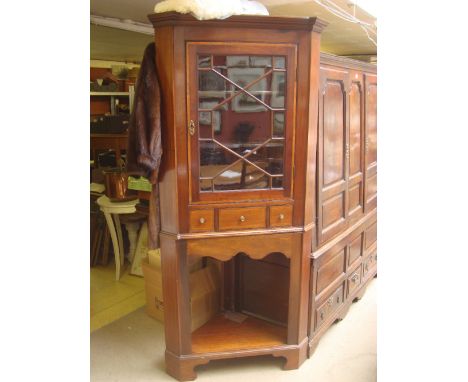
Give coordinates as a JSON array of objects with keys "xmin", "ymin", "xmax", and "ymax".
[{"xmin": 126, "ymin": 42, "xmax": 162, "ymax": 249}]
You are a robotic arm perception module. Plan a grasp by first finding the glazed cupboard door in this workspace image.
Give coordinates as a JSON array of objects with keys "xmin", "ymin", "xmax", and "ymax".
[
  {"xmin": 187, "ymin": 43, "xmax": 297, "ymax": 203},
  {"xmin": 317, "ymin": 67, "xmax": 349, "ymax": 245},
  {"xmin": 364, "ymin": 73, "xmax": 377, "ymax": 212}
]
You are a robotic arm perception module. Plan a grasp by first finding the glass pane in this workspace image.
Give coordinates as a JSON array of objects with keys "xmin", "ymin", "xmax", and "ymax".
[
  {"xmin": 199, "ymin": 112, "xmax": 212, "ymax": 139},
  {"xmin": 272, "ymin": 176, "xmax": 283, "ymax": 189},
  {"xmin": 216, "ymin": 113, "xmax": 271, "ymax": 146},
  {"xmin": 273, "ymin": 112, "xmax": 285, "ymax": 137},
  {"xmin": 212, "ymin": 55, "xmax": 227, "ymax": 68},
  {"xmin": 250, "ymin": 142, "xmax": 284, "ymax": 175},
  {"xmin": 198, "ymin": 55, "xmax": 211, "ymax": 68},
  {"xmin": 196, "ymin": 54, "xmax": 288, "ymax": 193},
  {"xmin": 271, "ymin": 72, "xmax": 285, "ymax": 108},
  {"xmin": 199, "ymin": 70, "xmax": 226, "ymax": 91},
  {"xmin": 274, "ymin": 56, "xmax": 285, "ymax": 69},
  {"xmin": 213, "ymin": 162, "xmax": 269, "ymax": 191},
  {"xmin": 225, "ymin": 56, "xmax": 249, "ymax": 67},
  {"xmin": 249, "ymin": 56, "xmax": 272, "ymax": 68},
  {"xmin": 200, "ymin": 141, "xmax": 237, "ymax": 167}
]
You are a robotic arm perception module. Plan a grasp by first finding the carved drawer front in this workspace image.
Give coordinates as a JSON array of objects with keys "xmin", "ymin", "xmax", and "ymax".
[
  {"xmin": 189, "ymin": 209, "xmax": 214, "ymax": 232},
  {"xmin": 362, "ymin": 251, "xmax": 377, "ymax": 278},
  {"xmin": 218, "ymin": 206, "xmax": 266, "ymax": 231},
  {"xmin": 347, "ymin": 265, "xmax": 362, "ymax": 297},
  {"xmin": 315, "ymin": 284, "xmax": 344, "ymax": 330},
  {"xmin": 269, "ymin": 205, "xmax": 293, "ymax": 228}
]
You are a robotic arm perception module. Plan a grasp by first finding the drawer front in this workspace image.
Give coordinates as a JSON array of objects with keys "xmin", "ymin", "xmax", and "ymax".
[
  {"xmin": 315, "ymin": 284, "xmax": 344, "ymax": 330},
  {"xmin": 189, "ymin": 209, "xmax": 214, "ymax": 232},
  {"xmin": 269, "ymin": 205, "xmax": 293, "ymax": 227},
  {"xmin": 218, "ymin": 206, "xmax": 266, "ymax": 231},
  {"xmin": 347, "ymin": 265, "xmax": 362, "ymax": 296},
  {"xmin": 316, "ymin": 247, "xmax": 346, "ymax": 295}
]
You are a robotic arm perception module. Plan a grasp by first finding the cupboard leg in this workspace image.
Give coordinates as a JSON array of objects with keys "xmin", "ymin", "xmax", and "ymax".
[
  {"xmin": 165, "ymin": 351, "xmax": 198, "ymax": 381},
  {"xmin": 160, "ymin": 234, "xmax": 192, "ymax": 357},
  {"xmin": 280, "ymin": 341, "xmax": 308, "ymax": 370}
]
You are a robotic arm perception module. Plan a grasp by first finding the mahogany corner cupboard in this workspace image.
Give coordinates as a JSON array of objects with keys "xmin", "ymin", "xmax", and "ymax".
[{"xmin": 148, "ymin": 12, "xmax": 377, "ymax": 381}]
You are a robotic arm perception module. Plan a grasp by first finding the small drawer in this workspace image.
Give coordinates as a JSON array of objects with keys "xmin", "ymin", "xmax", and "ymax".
[
  {"xmin": 315, "ymin": 284, "xmax": 344, "ymax": 330},
  {"xmin": 189, "ymin": 209, "xmax": 214, "ymax": 232},
  {"xmin": 218, "ymin": 207, "xmax": 266, "ymax": 231},
  {"xmin": 269, "ymin": 205, "xmax": 293, "ymax": 227},
  {"xmin": 347, "ymin": 265, "xmax": 362, "ymax": 297}
]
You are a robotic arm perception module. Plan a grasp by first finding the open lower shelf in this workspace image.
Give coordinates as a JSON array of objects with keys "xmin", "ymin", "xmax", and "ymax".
[{"xmin": 191, "ymin": 313, "xmax": 287, "ymax": 354}]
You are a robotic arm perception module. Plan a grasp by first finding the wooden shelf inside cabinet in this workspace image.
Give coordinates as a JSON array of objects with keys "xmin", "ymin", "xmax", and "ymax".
[{"xmin": 191, "ymin": 314, "xmax": 287, "ymax": 354}]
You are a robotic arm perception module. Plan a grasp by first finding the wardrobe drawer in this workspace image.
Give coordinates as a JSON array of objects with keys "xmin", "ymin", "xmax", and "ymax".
[
  {"xmin": 316, "ymin": 247, "xmax": 346, "ymax": 295},
  {"xmin": 269, "ymin": 205, "xmax": 293, "ymax": 227},
  {"xmin": 189, "ymin": 209, "xmax": 214, "ymax": 232},
  {"xmin": 315, "ymin": 284, "xmax": 344, "ymax": 330},
  {"xmin": 347, "ymin": 265, "xmax": 362, "ymax": 297},
  {"xmin": 218, "ymin": 207, "xmax": 266, "ymax": 231}
]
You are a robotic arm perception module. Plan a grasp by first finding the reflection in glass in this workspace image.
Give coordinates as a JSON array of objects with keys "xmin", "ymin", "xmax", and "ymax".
[
  {"xmin": 250, "ymin": 142, "xmax": 284, "ymax": 175},
  {"xmin": 271, "ymin": 72, "xmax": 285, "ymax": 108},
  {"xmin": 273, "ymin": 112, "xmax": 285, "ymax": 137},
  {"xmin": 250, "ymin": 56, "xmax": 272, "ymax": 68},
  {"xmin": 199, "ymin": 71, "xmax": 226, "ymax": 91},
  {"xmin": 198, "ymin": 55, "xmax": 211, "ymax": 68},
  {"xmin": 198, "ymin": 112, "xmax": 212, "ymax": 139},
  {"xmin": 197, "ymin": 54, "xmax": 288, "ymax": 192},
  {"xmin": 225, "ymin": 56, "xmax": 249, "ymax": 67},
  {"xmin": 274, "ymin": 56, "xmax": 285, "ymax": 69}
]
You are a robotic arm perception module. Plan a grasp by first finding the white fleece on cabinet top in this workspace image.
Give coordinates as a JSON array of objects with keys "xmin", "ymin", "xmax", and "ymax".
[{"xmin": 154, "ymin": 0, "xmax": 269, "ymax": 20}]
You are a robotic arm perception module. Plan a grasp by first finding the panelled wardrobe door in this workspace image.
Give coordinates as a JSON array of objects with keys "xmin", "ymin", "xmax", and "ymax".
[
  {"xmin": 317, "ymin": 67, "xmax": 349, "ymax": 245},
  {"xmin": 364, "ymin": 73, "xmax": 377, "ymax": 212},
  {"xmin": 347, "ymin": 71, "xmax": 365, "ymax": 225}
]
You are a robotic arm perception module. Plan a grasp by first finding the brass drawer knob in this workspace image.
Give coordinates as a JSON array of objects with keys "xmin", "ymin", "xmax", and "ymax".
[
  {"xmin": 279, "ymin": 213, "xmax": 285, "ymax": 220},
  {"xmin": 320, "ymin": 311, "xmax": 324, "ymax": 320},
  {"xmin": 327, "ymin": 297, "xmax": 333, "ymax": 306},
  {"xmin": 351, "ymin": 274, "xmax": 359, "ymax": 283},
  {"xmin": 199, "ymin": 217, "xmax": 206, "ymax": 224},
  {"xmin": 239, "ymin": 215, "xmax": 246, "ymax": 222}
]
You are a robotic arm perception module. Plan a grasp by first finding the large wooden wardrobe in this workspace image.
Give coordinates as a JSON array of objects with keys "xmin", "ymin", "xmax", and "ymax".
[{"xmin": 148, "ymin": 12, "xmax": 377, "ymax": 381}]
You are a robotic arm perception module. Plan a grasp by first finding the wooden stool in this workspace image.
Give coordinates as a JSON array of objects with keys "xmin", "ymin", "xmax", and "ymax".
[{"xmin": 96, "ymin": 195, "xmax": 140, "ymax": 280}]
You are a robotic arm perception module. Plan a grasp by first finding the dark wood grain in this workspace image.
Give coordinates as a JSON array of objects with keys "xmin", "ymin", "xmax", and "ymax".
[{"xmin": 148, "ymin": 11, "xmax": 376, "ymax": 381}]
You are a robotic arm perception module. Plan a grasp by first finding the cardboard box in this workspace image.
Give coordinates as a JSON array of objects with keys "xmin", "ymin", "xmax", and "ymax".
[
  {"xmin": 142, "ymin": 258, "xmax": 220, "ymax": 331},
  {"xmin": 147, "ymin": 249, "xmax": 203, "ymax": 273}
]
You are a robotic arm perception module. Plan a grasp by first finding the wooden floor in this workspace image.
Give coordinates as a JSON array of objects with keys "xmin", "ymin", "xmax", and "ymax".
[
  {"xmin": 90, "ymin": 262, "xmax": 146, "ymax": 332},
  {"xmin": 191, "ymin": 313, "xmax": 287, "ymax": 353}
]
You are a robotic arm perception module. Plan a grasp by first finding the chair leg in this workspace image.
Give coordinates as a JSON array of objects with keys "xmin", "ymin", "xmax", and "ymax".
[{"xmin": 103, "ymin": 212, "xmax": 122, "ymax": 280}]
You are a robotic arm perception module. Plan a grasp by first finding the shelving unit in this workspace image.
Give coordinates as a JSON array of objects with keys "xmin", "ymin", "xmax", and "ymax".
[{"xmin": 90, "ymin": 86, "xmax": 135, "ymax": 115}]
